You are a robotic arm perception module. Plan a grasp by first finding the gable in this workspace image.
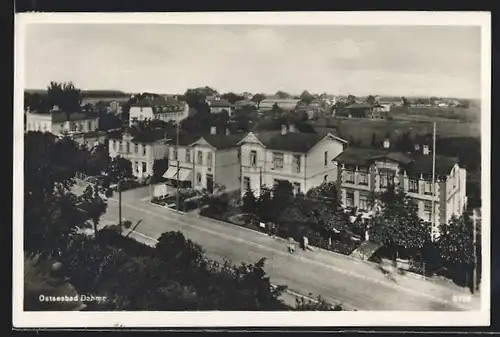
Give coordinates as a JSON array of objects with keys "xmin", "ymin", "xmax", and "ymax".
[
  {"xmin": 191, "ymin": 137, "xmax": 214, "ymax": 149},
  {"xmin": 308, "ymin": 133, "xmax": 347, "ymax": 153},
  {"xmin": 238, "ymin": 132, "xmax": 265, "ymax": 147}
]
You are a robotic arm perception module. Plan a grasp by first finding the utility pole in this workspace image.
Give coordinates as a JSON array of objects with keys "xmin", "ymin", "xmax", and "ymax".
[
  {"xmin": 472, "ymin": 209, "xmax": 478, "ymax": 293},
  {"xmin": 175, "ymin": 122, "xmax": 180, "ymax": 212},
  {"xmin": 118, "ymin": 177, "xmax": 122, "ymax": 235},
  {"xmin": 431, "ymin": 122, "xmax": 437, "ymax": 241}
]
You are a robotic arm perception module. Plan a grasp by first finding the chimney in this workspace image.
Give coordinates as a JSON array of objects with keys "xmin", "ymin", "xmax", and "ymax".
[
  {"xmin": 422, "ymin": 144, "xmax": 430, "ymax": 155},
  {"xmin": 383, "ymin": 138, "xmax": 390, "ymax": 149},
  {"xmin": 210, "ymin": 126, "xmax": 217, "ymax": 135},
  {"xmin": 281, "ymin": 124, "xmax": 288, "ymax": 135},
  {"xmin": 225, "ymin": 128, "xmax": 230, "ymax": 136},
  {"xmin": 288, "ymin": 124, "xmax": 296, "ymax": 133}
]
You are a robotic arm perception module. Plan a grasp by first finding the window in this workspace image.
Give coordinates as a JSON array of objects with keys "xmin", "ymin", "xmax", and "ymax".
[
  {"xmin": 134, "ymin": 161, "xmax": 139, "ymax": 173},
  {"xmin": 142, "ymin": 162, "xmax": 147, "ymax": 174},
  {"xmin": 134, "ymin": 144, "xmax": 139, "ymax": 154},
  {"xmin": 409, "ymin": 178, "xmax": 419, "ymax": 193},
  {"xmin": 186, "ymin": 149, "xmax": 191, "ymax": 163},
  {"xmin": 88, "ymin": 120, "xmax": 92, "ymax": 131},
  {"xmin": 70, "ymin": 122, "xmax": 77, "ymax": 132},
  {"xmin": 126, "ymin": 142, "xmax": 130, "ymax": 154},
  {"xmin": 197, "ymin": 151, "xmax": 203, "ymax": 165},
  {"xmin": 142, "ymin": 145, "xmax": 147, "ymax": 156},
  {"xmin": 250, "ymin": 150, "xmax": 257, "ymax": 166},
  {"xmin": 324, "ymin": 151, "xmax": 328, "ymax": 166},
  {"xmin": 244, "ymin": 177, "xmax": 251, "ymax": 191},
  {"xmin": 423, "ymin": 201, "xmax": 432, "ymax": 222},
  {"xmin": 293, "ymin": 155, "xmax": 301, "ymax": 173},
  {"xmin": 346, "ymin": 191, "xmax": 354, "ymax": 208},
  {"xmin": 345, "ymin": 170, "xmax": 355, "ymax": 184},
  {"xmin": 380, "ymin": 171, "xmax": 395, "ymax": 188},
  {"xmin": 324, "ymin": 174, "xmax": 328, "ymax": 182},
  {"xmin": 207, "ymin": 152, "xmax": 213, "ymax": 167},
  {"xmin": 196, "ymin": 172, "xmax": 202, "ymax": 185},
  {"xmin": 424, "ymin": 180, "xmax": 432, "ymax": 195},
  {"xmin": 273, "ymin": 152, "xmax": 284, "ymax": 170},
  {"xmin": 293, "ymin": 182, "xmax": 301, "ymax": 194},
  {"xmin": 78, "ymin": 123, "xmax": 83, "ymax": 132},
  {"xmin": 358, "ymin": 168, "xmax": 368, "ymax": 185},
  {"xmin": 359, "ymin": 194, "xmax": 369, "ymax": 211}
]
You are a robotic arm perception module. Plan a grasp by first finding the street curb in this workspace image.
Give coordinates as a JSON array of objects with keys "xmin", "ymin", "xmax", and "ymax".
[
  {"xmin": 193, "ymin": 215, "xmax": 469, "ymax": 290},
  {"xmin": 148, "ymin": 201, "xmax": 186, "ymax": 215}
]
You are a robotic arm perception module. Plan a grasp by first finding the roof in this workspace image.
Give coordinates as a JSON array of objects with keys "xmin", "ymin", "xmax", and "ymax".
[
  {"xmin": 250, "ymin": 130, "xmax": 342, "ymax": 153},
  {"xmin": 407, "ymin": 154, "xmax": 459, "ymax": 176},
  {"xmin": 344, "ymin": 103, "xmax": 373, "ymax": 109},
  {"xmin": 209, "ymin": 99, "xmax": 232, "ymax": 108},
  {"xmin": 132, "ymin": 96, "xmax": 186, "ymax": 110},
  {"xmin": 260, "ymin": 98, "xmax": 301, "ymax": 105},
  {"xmin": 131, "ymin": 128, "xmax": 172, "ymax": 144},
  {"xmin": 333, "ymin": 147, "xmax": 459, "ymax": 175},
  {"xmin": 234, "ymin": 100, "xmax": 257, "ymax": 107},
  {"xmin": 199, "ymin": 133, "xmax": 246, "ymax": 150},
  {"xmin": 48, "ymin": 111, "xmax": 98, "ymax": 123},
  {"xmin": 177, "ymin": 132, "xmax": 203, "ymax": 146}
]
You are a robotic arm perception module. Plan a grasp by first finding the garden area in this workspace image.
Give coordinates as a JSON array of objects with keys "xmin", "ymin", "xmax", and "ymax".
[
  {"xmin": 151, "ymin": 188, "xmax": 203, "ymax": 212},
  {"xmin": 198, "ymin": 181, "xmax": 363, "ymax": 256}
]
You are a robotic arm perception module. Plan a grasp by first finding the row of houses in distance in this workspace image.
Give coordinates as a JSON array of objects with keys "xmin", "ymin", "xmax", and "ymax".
[{"xmin": 106, "ymin": 121, "xmax": 468, "ymax": 234}]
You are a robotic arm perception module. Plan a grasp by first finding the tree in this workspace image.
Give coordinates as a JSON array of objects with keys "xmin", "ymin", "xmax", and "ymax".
[
  {"xmin": 85, "ymin": 144, "xmax": 110, "ymax": 177},
  {"xmin": 220, "ymin": 92, "xmax": 244, "ymax": 104},
  {"xmin": 275, "ymin": 91, "xmax": 290, "ymax": 99},
  {"xmin": 370, "ymin": 132, "xmax": 377, "ymax": 148},
  {"xmin": 47, "ymin": 81, "xmax": 82, "ymax": 113},
  {"xmin": 401, "ymin": 96, "xmax": 410, "ymax": 107},
  {"xmin": 295, "ymin": 296, "xmax": 343, "ymax": 311},
  {"xmin": 155, "ymin": 231, "xmax": 204, "ymax": 268},
  {"xmin": 438, "ymin": 215, "xmax": 475, "ymax": 286},
  {"xmin": 24, "ymin": 132, "xmax": 105, "ymax": 258},
  {"xmin": 152, "ymin": 158, "xmax": 169, "ymax": 184},
  {"xmin": 272, "ymin": 180, "xmax": 295, "ymax": 219},
  {"xmin": 251, "ymin": 93, "xmax": 266, "ymax": 105},
  {"xmin": 242, "ymin": 188, "xmax": 257, "ymax": 214},
  {"xmin": 108, "ymin": 156, "xmax": 133, "ymax": 184},
  {"xmin": 346, "ymin": 94, "xmax": 356, "ymax": 105},
  {"xmin": 256, "ymin": 186, "xmax": 273, "ymax": 223},
  {"xmin": 79, "ymin": 184, "xmax": 108, "ymax": 238},
  {"xmin": 271, "ymin": 103, "xmax": 283, "ymax": 116},
  {"xmin": 366, "ymin": 95, "xmax": 376, "ymax": 106},
  {"xmin": 299, "ymin": 90, "xmax": 314, "ymax": 104},
  {"xmin": 24, "ymin": 92, "xmax": 49, "ymax": 112},
  {"xmin": 231, "ymin": 105, "xmax": 259, "ymax": 132},
  {"xmin": 369, "ymin": 186, "xmax": 431, "ymax": 261}
]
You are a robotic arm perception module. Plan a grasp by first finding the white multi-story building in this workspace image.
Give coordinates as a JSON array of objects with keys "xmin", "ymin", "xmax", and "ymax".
[
  {"xmin": 332, "ymin": 140, "xmax": 467, "ymax": 238},
  {"xmin": 129, "ymin": 97, "xmax": 189, "ymax": 126},
  {"xmin": 25, "ymin": 108, "xmax": 106, "ymax": 148},
  {"xmin": 108, "ymin": 130, "xmax": 169, "ymax": 179},
  {"xmin": 238, "ymin": 125, "xmax": 347, "ymax": 197},
  {"xmin": 163, "ymin": 127, "xmax": 244, "ymax": 193}
]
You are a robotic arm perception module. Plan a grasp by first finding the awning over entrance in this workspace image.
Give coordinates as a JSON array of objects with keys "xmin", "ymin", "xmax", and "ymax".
[
  {"xmin": 163, "ymin": 167, "xmax": 178, "ymax": 179},
  {"xmin": 162, "ymin": 167, "xmax": 193, "ymax": 182},
  {"xmin": 177, "ymin": 168, "xmax": 192, "ymax": 182}
]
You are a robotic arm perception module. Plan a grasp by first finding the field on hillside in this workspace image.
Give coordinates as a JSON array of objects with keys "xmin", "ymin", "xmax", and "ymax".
[
  {"xmin": 323, "ymin": 118, "xmax": 480, "ymax": 146},
  {"xmin": 391, "ymin": 106, "xmax": 480, "ymax": 123}
]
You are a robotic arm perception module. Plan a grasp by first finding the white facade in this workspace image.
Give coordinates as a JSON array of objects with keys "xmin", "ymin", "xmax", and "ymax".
[
  {"xmin": 239, "ymin": 132, "xmax": 347, "ymax": 197},
  {"xmin": 109, "ymin": 133, "xmax": 169, "ymax": 179},
  {"xmin": 129, "ymin": 103, "xmax": 189, "ymax": 126},
  {"xmin": 25, "ymin": 112, "xmax": 99, "ymax": 135}
]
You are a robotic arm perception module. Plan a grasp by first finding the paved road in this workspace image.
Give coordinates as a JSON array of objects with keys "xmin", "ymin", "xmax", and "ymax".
[{"xmin": 91, "ymin": 190, "xmax": 480, "ymax": 312}]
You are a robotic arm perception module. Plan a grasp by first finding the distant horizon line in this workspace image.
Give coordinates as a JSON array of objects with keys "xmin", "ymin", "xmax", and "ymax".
[{"xmin": 23, "ymin": 87, "xmax": 480, "ymax": 101}]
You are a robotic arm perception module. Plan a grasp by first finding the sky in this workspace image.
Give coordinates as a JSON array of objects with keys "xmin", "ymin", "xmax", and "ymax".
[{"xmin": 24, "ymin": 24, "xmax": 482, "ymax": 98}]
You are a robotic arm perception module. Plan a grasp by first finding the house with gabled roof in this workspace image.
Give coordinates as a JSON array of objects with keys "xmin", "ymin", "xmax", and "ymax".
[
  {"xmin": 238, "ymin": 124, "xmax": 348, "ymax": 197},
  {"xmin": 332, "ymin": 138, "xmax": 467, "ymax": 238},
  {"xmin": 163, "ymin": 126, "xmax": 245, "ymax": 193}
]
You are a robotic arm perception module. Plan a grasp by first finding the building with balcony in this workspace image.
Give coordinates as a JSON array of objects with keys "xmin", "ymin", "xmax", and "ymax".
[
  {"xmin": 108, "ymin": 129, "xmax": 170, "ymax": 179},
  {"xmin": 238, "ymin": 124, "xmax": 348, "ymax": 197},
  {"xmin": 332, "ymin": 141, "xmax": 467, "ymax": 237}
]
